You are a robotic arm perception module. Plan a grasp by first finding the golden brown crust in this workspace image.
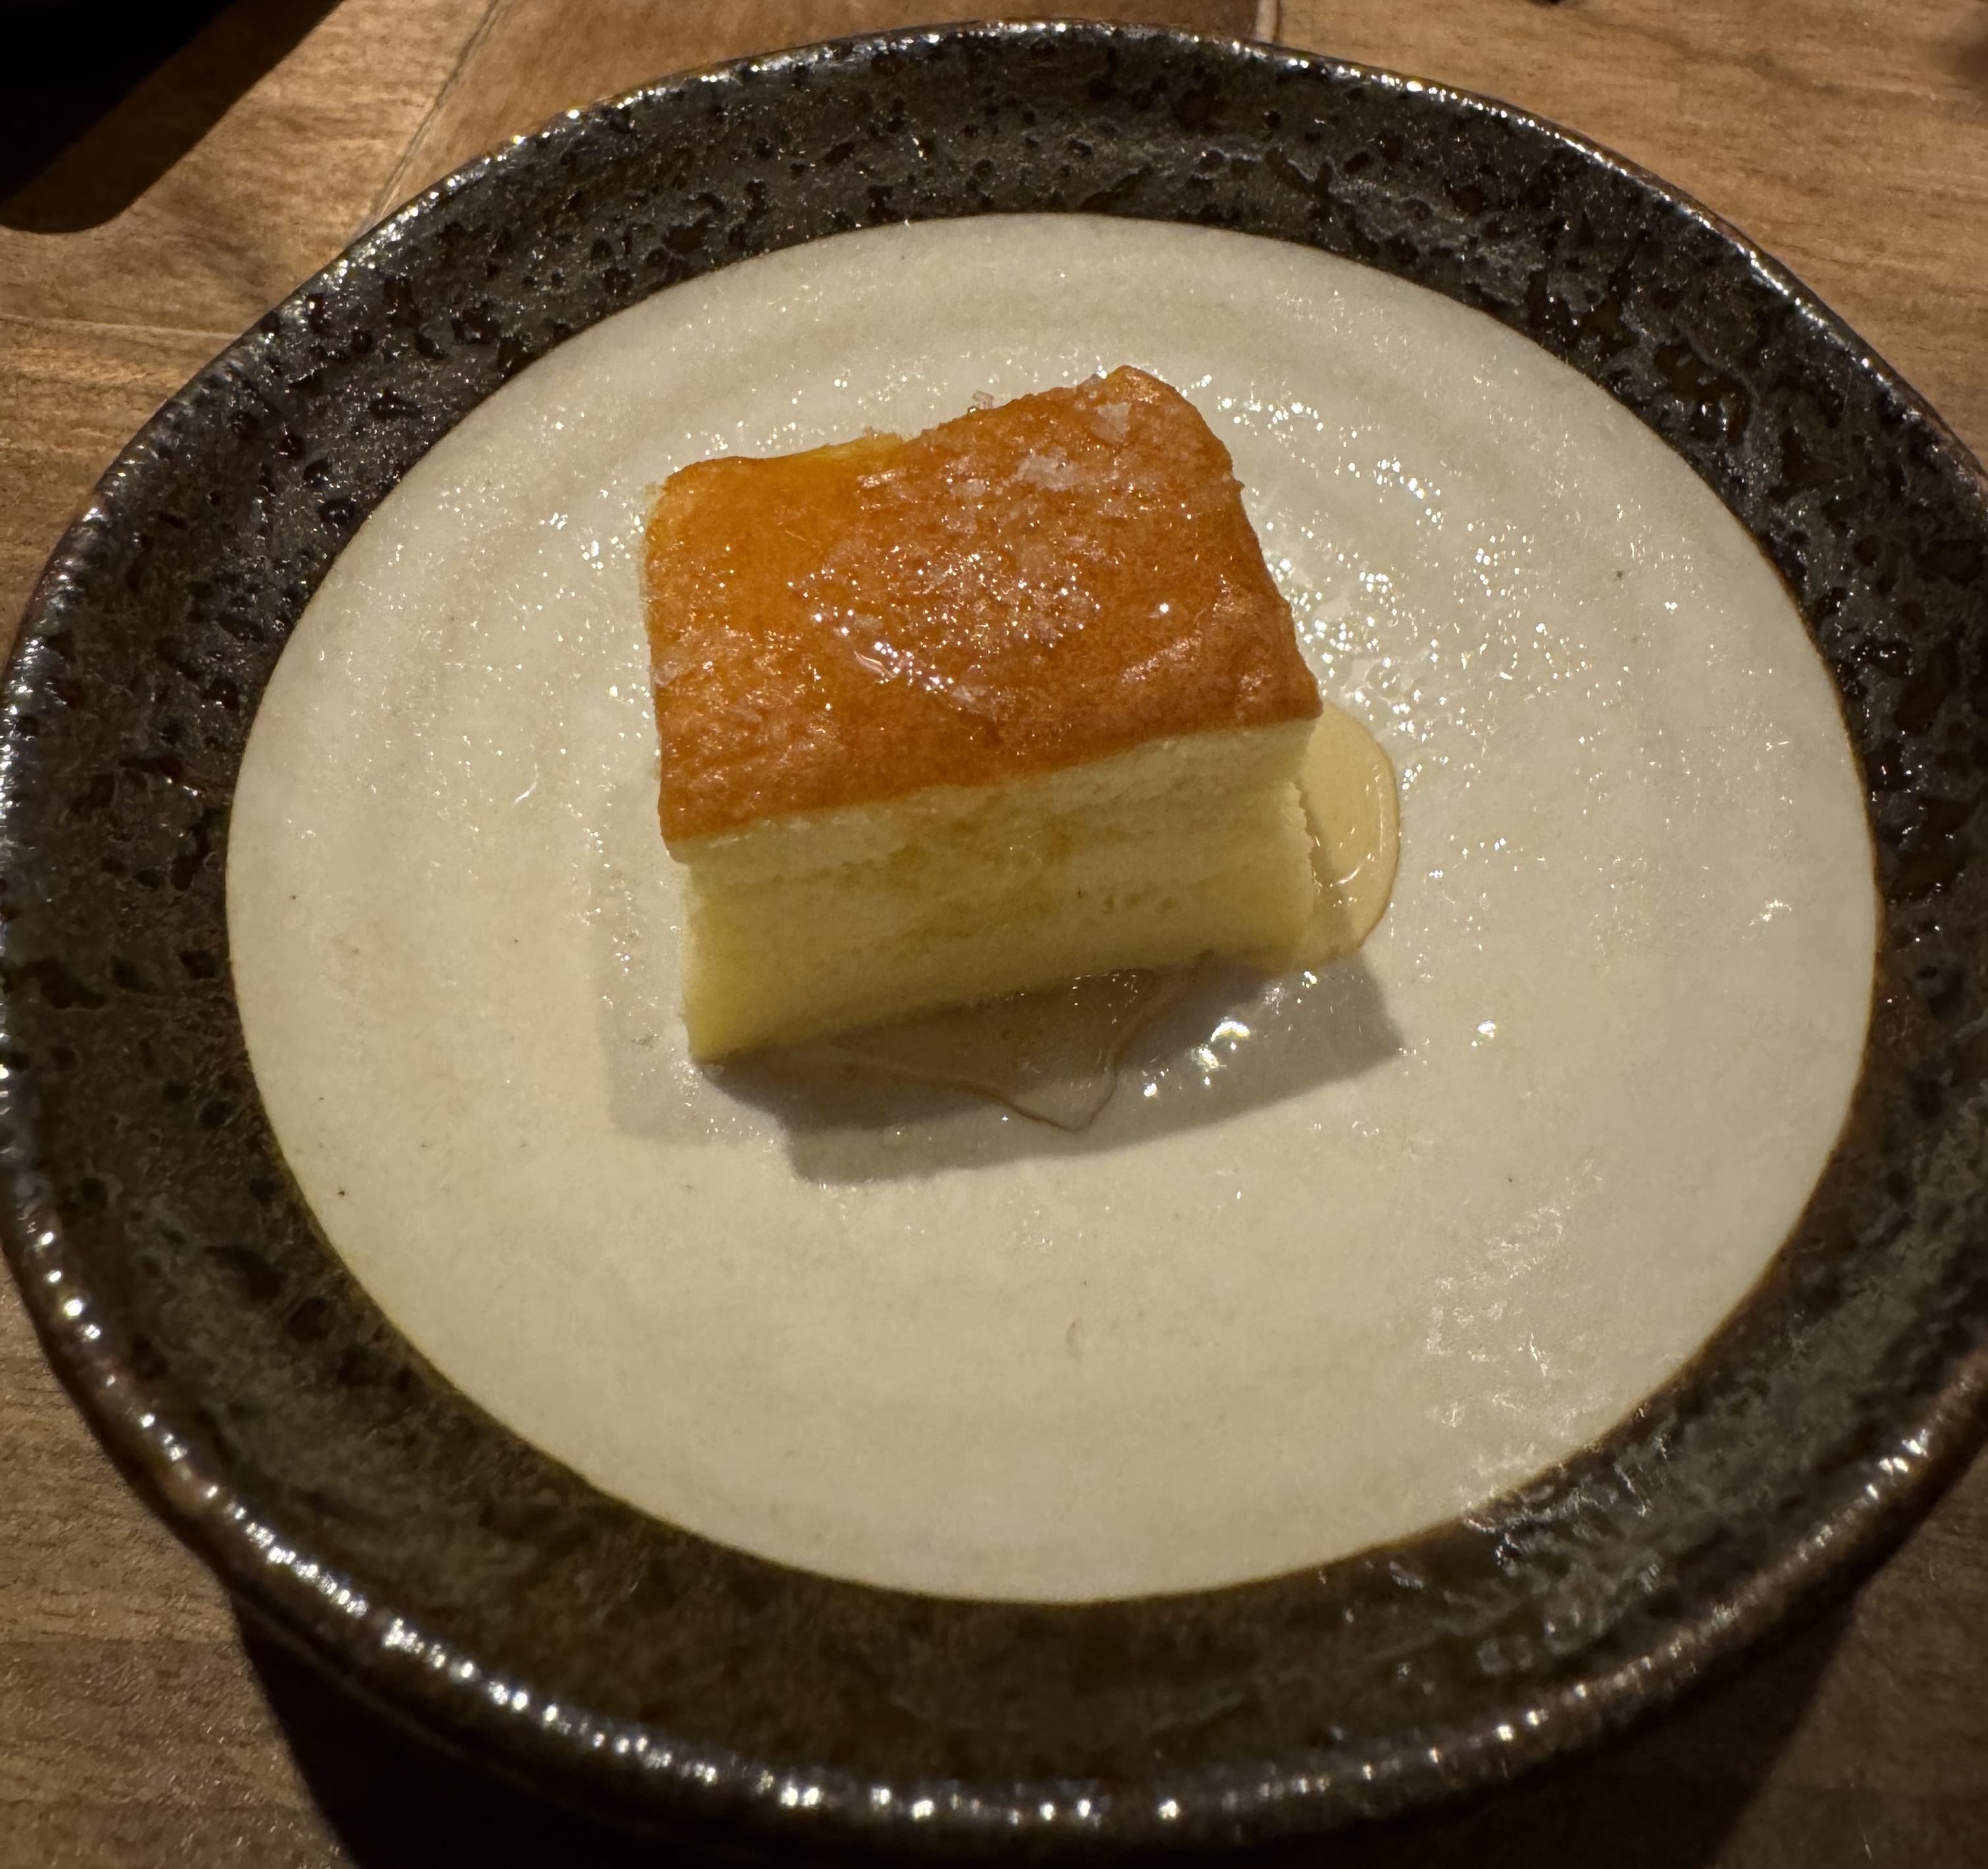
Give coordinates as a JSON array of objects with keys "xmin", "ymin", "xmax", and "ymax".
[{"xmin": 644, "ymin": 366, "xmax": 1321, "ymax": 841}]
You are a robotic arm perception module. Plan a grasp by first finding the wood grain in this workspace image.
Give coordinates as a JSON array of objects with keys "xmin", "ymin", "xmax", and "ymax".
[
  {"xmin": 0, "ymin": 0, "xmax": 490, "ymax": 636},
  {"xmin": 3, "ymin": 3, "xmax": 1987, "ymax": 1864},
  {"xmin": 0, "ymin": 318, "xmax": 229, "ymax": 634},
  {"xmin": 373, "ymin": 0, "xmax": 1259, "ymax": 218},
  {"xmin": 0, "ymin": 0, "xmax": 488, "ymax": 337}
]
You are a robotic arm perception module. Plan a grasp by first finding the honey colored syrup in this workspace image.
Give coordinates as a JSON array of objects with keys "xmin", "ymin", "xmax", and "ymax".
[{"xmin": 812, "ymin": 705, "xmax": 1399, "ymax": 1129}]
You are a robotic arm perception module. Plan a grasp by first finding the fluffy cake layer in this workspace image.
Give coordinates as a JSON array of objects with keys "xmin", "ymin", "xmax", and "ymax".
[
  {"xmin": 675, "ymin": 722, "xmax": 1317, "ymax": 1058},
  {"xmin": 645, "ymin": 366, "xmax": 1321, "ymax": 841}
]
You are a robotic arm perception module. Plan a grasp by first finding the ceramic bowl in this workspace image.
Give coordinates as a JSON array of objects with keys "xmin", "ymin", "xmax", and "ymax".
[{"xmin": 5, "ymin": 22, "xmax": 1987, "ymax": 1858}]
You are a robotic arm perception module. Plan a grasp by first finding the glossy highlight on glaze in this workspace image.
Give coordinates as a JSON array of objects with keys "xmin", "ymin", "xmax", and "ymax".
[{"xmin": 646, "ymin": 366, "xmax": 1320, "ymax": 840}]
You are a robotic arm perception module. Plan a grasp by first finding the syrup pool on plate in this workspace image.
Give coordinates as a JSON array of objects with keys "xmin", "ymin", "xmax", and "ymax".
[
  {"xmin": 227, "ymin": 214, "xmax": 1876, "ymax": 1603},
  {"xmin": 780, "ymin": 699, "xmax": 1400, "ymax": 1131}
]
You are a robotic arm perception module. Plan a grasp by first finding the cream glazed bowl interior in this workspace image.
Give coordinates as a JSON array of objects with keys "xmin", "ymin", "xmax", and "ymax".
[{"xmin": 4, "ymin": 21, "xmax": 1987, "ymax": 1860}]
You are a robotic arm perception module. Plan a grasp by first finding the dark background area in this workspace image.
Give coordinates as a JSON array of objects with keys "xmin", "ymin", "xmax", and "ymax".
[{"xmin": 1, "ymin": 0, "xmax": 337, "ymax": 229}]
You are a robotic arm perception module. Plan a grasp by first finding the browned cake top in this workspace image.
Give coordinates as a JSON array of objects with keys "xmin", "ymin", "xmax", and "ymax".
[{"xmin": 644, "ymin": 366, "xmax": 1321, "ymax": 841}]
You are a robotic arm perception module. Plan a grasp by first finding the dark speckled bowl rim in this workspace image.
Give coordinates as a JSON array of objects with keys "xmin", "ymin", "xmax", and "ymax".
[{"xmin": 5, "ymin": 20, "xmax": 1988, "ymax": 1858}]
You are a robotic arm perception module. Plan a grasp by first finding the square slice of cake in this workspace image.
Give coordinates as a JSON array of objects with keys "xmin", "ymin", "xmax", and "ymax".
[{"xmin": 644, "ymin": 366, "xmax": 1323, "ymax": 1058}]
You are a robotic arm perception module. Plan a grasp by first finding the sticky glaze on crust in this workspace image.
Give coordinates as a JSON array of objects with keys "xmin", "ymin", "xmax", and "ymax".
[{"xmin": 644, "ymin": 367, "xmax": 1322, "ymax": 841}]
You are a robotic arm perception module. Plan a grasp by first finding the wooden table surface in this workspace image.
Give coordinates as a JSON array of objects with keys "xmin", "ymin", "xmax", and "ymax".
[{"xmin": 4, "ymin": 3, "xmax": 1987, "ymax": 1862}]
